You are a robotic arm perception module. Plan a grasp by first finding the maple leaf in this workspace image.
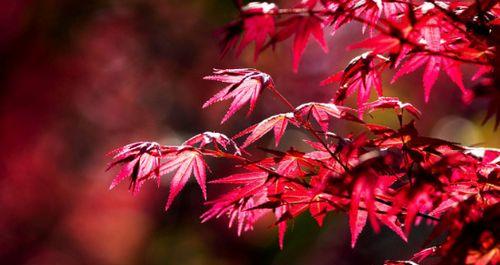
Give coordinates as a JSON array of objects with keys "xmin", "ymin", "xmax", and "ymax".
[
  {"xmin": 209, "ymin": 171, "xmax": 269, "ymax": 186},
  {"xmin": 304, "ymin": 171, "xmax": 339, "ymax": 225},
  {"xmin": 388, "ymin": 184, "xmax": 438, "ymax": 236},
  {"xmin": 184, "ymin": 131, "xmax": 241, "ymax": 155},
  {"xmin": 160, "ymin": 147, "xmax": 209, "ymax": 211},
  {"xmin": 272, "ymin": 4, "xmax": 328, "ymax": 72},
  {"xmin": 275, "ymin": 151, "xmax": 315, "ymax": 178},
  {"xmin": 260, "ymin": 147, "xmax": 320, "ymax": 178},
  {"xmin": 294, "ymin": 102, "xmax": 362, "ymax": 131},
  {"xmin": 202, "ymin": 169, "xmax": 270, "ymax": 235},
  {"xmin": 271, "ymin": 182, "xmax": 312, "ymax": 216},
  {"xmin": 275, "ymin": 205, "xmax": 288, "ymax": 249},
  {"xmin": 390, "ymin": 12, "xmax": 473, "ymax": 103},
  {"xmin": 349, "ymin": 33, "xmax": 403, "ymax": 55},
  {"xmin": 376, "ymin": 202, "xmax": 407, "ymax": 243},
  {"xmin": 309, "ymin": 193, "xmax": 336, "ymax": 226},
  {"xmin": 347, "ymin": 150, "xmax": 403, "ymax": 247},
  {"xmin": 107, "ymin": 142, "xmax": 166, "ymax": 194},
  {"xmin": 349, "ymin": 180, "xmax": 381, "ymax": 247},
  {"xmin": 322, "ymin": 52, "xmax": 390, "ymax": 114},
  {"xmin": 236, "ymin": 2, "xmax": 278, "ymax": 60},
  {"xmin": 362, "ymin": 97, "xmax": 422, "ymax": 119},
  {"xmin": 203, "ymin": 68, "xmax": 274, "ymax": 124},
  {"xmin": 234, "ymin": 112, "xmax": 297, "ymax": 148},
  {"xmin": 264, "ymin": 178, "xmax": 316, "ymax": 249},
  {"xmin": 217, "ymin": 20, "xmax": 243, "ymax": 58},
  {"xmin": 348, "ymin": 17, "xmax": 415, "ymax": 68},
  {"xmin": 352, "ymin": 0, "xmax": 407, "ymax": 34},
  {"xmin": 392, "ymin": 54, "xmax": 472, "ymax": 103},
  {"xmin": 202, "ymin": 187, "xmax": 269, "ymax": 236},
  {"xmin": 379, "ymin": 1, "xmax": 407, "ymax": 21}
]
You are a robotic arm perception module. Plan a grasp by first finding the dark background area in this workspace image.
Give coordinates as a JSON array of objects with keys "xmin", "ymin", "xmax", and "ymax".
[{"xmin": 0, "ymin": 1, "xmax": 497, "ymax": 264}]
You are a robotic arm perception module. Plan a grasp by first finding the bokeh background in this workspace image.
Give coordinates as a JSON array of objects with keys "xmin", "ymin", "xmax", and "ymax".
[{"xmin": 1, "ymin": 1, "xmax": 498, "ymax": 264}]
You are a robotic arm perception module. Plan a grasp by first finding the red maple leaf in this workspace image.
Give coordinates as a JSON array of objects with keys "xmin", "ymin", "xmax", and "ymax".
[
  {"xmin": 107, "ymin": 142, "xmax": 166, "ymax": 194},
  {"xmin": 294, "ymin": 102, "xmax": 361, "ymax": 131},
  {"xmin": 202, "ymin": 169, "xmax": 270, "ymax": 235},
  {"xmin": 161, "ymin": 147, "xmax": 209, "ymax": 210},
  {"xmin": 362, "ymin": 97, "xmax": 422, "ymax": 119},
  {"xmin": 347, "ymin": 150, "xmax": 404, "ymax": 247},
  {"xmin": 236, "ymin": 2, "xmax": 278, "ymax": 60},
  {"xmin": 353, "ymin": 0, "xmax": 407, "ymax": 34},
  {"xmin": 272, "ymin": 8, "xmax": 328, "ymax": 72},
  {"xmin": 349, "ymin": 174, "xmax": 408, "ymax": 247},
  {"xmin": 392, "ymin": 54, "xmax": 472, "ymax": 103},
  {"xmin": 322, "ymin": 52, "xmax": 390, "ymax": 114},
  {"xmin": 184, "ymin": 131, "xmax": 241, "ymax": 155},
  {"xmin": 390, "ymin": 13, "xmax": 473, "ymax": 103},
  {"xmin": 349, "ymin": 33, "xmax": 403, "ymax": 55},
  {"xmin": 234, "ymin": 112, "xmax": 297, "ymax": 148},
  {"xmin": 261, "ymin": 148, "xmax": 320, "ymax": 178},
  {"xmin": 203, "ymin": 68, "xmax": 274, "ymax": 124}
]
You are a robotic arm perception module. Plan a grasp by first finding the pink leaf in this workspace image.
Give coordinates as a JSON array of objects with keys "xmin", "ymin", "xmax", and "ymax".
[
  {"xmin": 295, "ymin": 102, "xmax": 362, "ymax": 131},
  {"xmin": 422, "ymin": 56, "xmax": 440, "ymax": 102},
  {"xmin": 349, "ymin": 189, "xmax": 367, "ymax": 248},
  {"xmin": 162, "ymin": 148, "xmax": 208, "ymax": 211},
  {"xmin": 274, "ymin": 13, "xmax": 328, "ymax": 72},
  {"xmin": 107, "ymin": 142, "xmax": 164, "ymax": 193},
  {"xmin": 237, "ymin": 2, "xmax": 278, "ymax": 60},
  {"xmin": 240, "ymin": 113, "xmax": 295, "ymax": 148},
  {"xmin": 362, "ymin": 97, "xmax": 422, "ymax": 118},
  {"xmin": 209, "ymin": 171, "xmax": 268, "ymax": 185},
  {"xmin": 184, "ymin": 131, "xmax": 241, "ymax": 154},
  {"xmin": 203, "ymin": 68, "xmax": 274, "ymax": 124}
]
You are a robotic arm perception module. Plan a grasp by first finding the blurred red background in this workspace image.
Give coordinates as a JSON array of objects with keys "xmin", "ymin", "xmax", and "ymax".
[{"xmin": 0, "ymin": 1, "xmax": 497, "ymax": 264}]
